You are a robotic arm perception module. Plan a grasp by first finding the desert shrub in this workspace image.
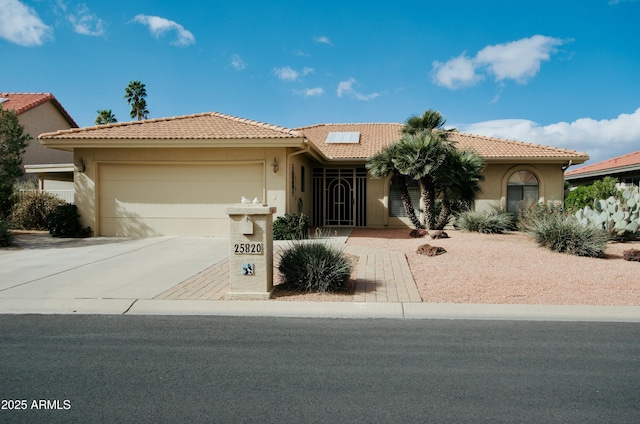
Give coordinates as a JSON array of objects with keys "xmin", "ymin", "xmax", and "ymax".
[
  {"xmin": 517, "ymin": 202, "xmax": 564, "ymax": 231},
  {"xmin": 47, "ymin": 204, "xmax": 91, "ymax": 238},
  {"xmin": 273, "ymin": 213, "xmax": 309, "ymax": 240},
  {"xmin": 10, "ymin": 191, "xmax": 65, "ymax": 230},
  {"xmin": 0, "ymin": 218, "xmax": 13, "ymax": 247},
  {"xmin": 564, "ymin": 177, "xmax": 621, "ymax": 211},
  {"xmin": 277, "ymin": 241, "xmax": 353, "ymax": 292},
  {"xmin": 455, "ymin": 210, "xmax": 514, "ymax": 234},
  {"xmin": 522, "ymin": 209, "xmax": 607, "ymax": 257}
]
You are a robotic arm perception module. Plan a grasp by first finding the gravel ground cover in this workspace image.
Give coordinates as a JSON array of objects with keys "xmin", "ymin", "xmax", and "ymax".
[{"xmin": 346, "ymin": 228, "xmax": 640, "ymax": 306}]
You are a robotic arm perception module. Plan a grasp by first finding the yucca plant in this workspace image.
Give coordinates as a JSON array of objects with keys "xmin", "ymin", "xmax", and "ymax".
[
  {"xmin": 455, "ymin": 210, "xmax": 514, "ymax": 234},
  {"xmin": 523, "ymin": 210, "xmax": 607, "ymax": 257},
  {"xmin": 277, "ymin": 241, "xmax": 353, "ymax": 293}
]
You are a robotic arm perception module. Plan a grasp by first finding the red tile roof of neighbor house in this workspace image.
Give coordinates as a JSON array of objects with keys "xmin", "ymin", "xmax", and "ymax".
[
  {"xmin": 297, "ymin": 122, "xmax": 589, "ymax": 162},
  {"xmin": 0, "ymin": 92, "xmax": 78, "ymax": 127},
  {"xmin": 39, "ymin": 112, "xmax": 303, "ymax": 140},
  {"xmin": 564, "ymin": 150, "xmax": 640, "ymax": 176},
  {"xmin": 39, "ymin": 112, "xmax": 588, "ymax": 162}
]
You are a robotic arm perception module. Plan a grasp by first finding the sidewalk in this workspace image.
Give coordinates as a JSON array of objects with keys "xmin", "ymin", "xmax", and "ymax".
[{"xmin": 2, "ymin": 232, "xmax": 640, "ymax": 321}]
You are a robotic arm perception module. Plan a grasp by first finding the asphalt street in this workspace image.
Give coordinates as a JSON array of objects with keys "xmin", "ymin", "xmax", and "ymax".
[{"xmin": 1, "ymin": 316, "xmax": 639, "ymax": 423}]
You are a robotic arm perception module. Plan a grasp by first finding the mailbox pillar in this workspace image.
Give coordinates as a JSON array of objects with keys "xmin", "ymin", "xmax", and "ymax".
[{"xmin": 225, "ymin": 204, "xmax": 276, "ymax": 300}]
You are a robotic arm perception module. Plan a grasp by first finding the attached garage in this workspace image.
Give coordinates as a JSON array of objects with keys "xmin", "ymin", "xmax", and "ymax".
[
  {"xmin": 98, "ymin": 162, "xmax": 265, "ymax": 236},
  {"xmin": 38, "ymin": 113, "xmax": 309, "ymax": 237}
]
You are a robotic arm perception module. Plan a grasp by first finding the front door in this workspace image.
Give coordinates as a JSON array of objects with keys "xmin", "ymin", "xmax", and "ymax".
[{"xmin": 313, "ymin": 168, "xmax": 366, "ymax": 227}]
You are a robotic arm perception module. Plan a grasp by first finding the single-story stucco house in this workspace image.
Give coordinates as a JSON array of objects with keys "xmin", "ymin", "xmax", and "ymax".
[
  {"xmin": 565, "ymin": 150, "xmax": 640, "ymax": 188},
  {"xmin": 38, "ymin": 112, "xmax": 589, "ymax": 237},
  {"xmin": 1, "ymin": 92, "xmax": 77, "ymax": 200}
]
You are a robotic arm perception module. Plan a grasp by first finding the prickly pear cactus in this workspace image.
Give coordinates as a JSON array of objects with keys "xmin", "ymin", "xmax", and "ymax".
[{"xmin": 575, "ymin": 188, "xmax": 640, "ymax": 240}]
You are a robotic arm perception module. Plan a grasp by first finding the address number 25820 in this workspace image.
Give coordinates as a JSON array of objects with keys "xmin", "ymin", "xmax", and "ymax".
[{"xmin": 234, "ymin": 242, "xmax": 263, "ymax": 255}]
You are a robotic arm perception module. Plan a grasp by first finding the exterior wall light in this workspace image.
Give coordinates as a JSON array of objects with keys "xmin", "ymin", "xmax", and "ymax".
[
  {"xmin": 271, "ymin": 157, "xmax": 279, "ymax": 173},
  {"xmin": 75, "ymin": 158, "xmax": 86, "ymax": 173}
]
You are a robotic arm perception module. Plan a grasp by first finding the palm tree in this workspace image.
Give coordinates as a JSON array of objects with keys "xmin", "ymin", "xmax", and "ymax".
[
  {"xmin": 95, "ymin": 109, "xmax": 117, "ymax": 125},
  {"xmin": 392, "ymin": 132, "xmax": 454, "ymax": 229},
  {"xmin": 123, "ymin": 81, "xmax": 149, "ymax": 120},
  {"xmin": 434, "ymin": 149, "xmax": 485, "ymax": 229},
  {"xmin": 402, "ymin": 109, "xmax": 457, "ymax": 139},
  {"xmin": 366, "ymin": 143, "xmax": 424, "ymax": 229}
]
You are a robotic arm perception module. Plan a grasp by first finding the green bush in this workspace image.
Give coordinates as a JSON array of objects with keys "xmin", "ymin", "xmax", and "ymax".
[
  {"xmin": 10, "ymin": 191, "xmax": 65, "ymax": 230},
  {"xmin": 277, "ymin": 241, "xmax": 353, "ymax": 292},
  {"xmin": 47, "ymin": 204, "xmax": 91, "ymax": 238},
  {"xmin": 0, "ymin": 218, "xmax": 13, "ymax": 247},
  {"xmin": 522, "ymin": 209, "xmax": 607, "ymax": 257},
  {"xmin": 565, "ymin": 177, "xmax": 621, "ymax": 211},
  {"xmin": 455, "ymin": 210, "xmax": 514, "ymax": 234},
  {"xmin": 273, "ymin": 213, "xmax": 309, "ymax": 240}
]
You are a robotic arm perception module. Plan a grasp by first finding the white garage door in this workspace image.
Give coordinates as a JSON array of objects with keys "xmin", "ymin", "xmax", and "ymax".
[{"xmin": 99, "ymin": 163, "xmax": 264, "ymax": 236}]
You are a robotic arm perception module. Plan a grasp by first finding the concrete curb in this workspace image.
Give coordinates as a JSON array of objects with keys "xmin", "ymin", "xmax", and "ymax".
[
  {"xmin": 2, "ymin": 299, "xmax": 640, "ymax": 322},
  {"xmin": 0, "ymin": 298, "xmax": 135, "ymax": 315},
  {"xmin": 127, "ymin": 300, "xmax": 405, "ymax": 319},
  {"xmin": 403, "ymin": 303, "xmax": 640, "ymax": 322}
]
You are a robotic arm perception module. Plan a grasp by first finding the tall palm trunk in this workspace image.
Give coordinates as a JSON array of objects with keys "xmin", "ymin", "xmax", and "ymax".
[
  {"xmin": 395, "ymin": 173, "xmax": 424, "ymax": 229},
  {"xmin": 420, "ymin": 176, "xmax": 437, "ymax": 230},
  {"xmin": 435, "ymin": 195, "xmax": 452, "ymax": 230}
]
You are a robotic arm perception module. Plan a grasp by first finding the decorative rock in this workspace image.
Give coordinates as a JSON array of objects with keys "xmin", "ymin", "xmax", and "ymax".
[
  {"xmin": 416, "ymin": 244, "xmax": 446, "ymax": 256},
  {"xmin": 622, "ymin": 249, "xmax": 640, "ymax": 262},
  {"xmin": 430, "ymin": 230, "xmax": 449, "ymax": 239},
  {"xmin": 409, "ymin": 229, "xmax": 428, "ymax": 238}
]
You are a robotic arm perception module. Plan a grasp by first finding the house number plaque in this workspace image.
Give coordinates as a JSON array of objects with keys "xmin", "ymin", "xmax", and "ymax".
[{"xmin": 233, "ymin": 242, "xmax": 263, "ymax": 255}]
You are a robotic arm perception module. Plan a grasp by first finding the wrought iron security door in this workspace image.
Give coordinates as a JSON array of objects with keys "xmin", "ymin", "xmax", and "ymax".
[{"xmin": 313, "ymin": 168, "xmax": 367, "ymax": 227}]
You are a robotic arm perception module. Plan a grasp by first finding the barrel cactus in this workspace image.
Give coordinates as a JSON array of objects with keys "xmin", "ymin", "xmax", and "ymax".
[{"xmin": 575, "ymin": 188, "xmax": 640, "ymax": 240}]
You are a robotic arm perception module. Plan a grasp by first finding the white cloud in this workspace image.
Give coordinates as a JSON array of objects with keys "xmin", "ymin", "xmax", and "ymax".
[
  {"xmin": 0, "ymin": 0, "xmax": 52, "ymax": 46},
  {"xmin": 66, "ymin": 4, "xmax": 105, "ymax": 36},
  {"xmin": 315, "ymin": 35, "xmax": 332, "ymax": 45},
  {"xmin": 432, "ymin": 53, "xmax": 481, "ymax": 89},
  {"xmin": 230, "ymin": 54, "xmax": 246, "ymax": 70},
  {"xmin": 295, "ymin": 87, "xmax": 325, "ymax": 97},
  {"xmin": 273, "ymin": 66, "xmax": 313, "ymax": 81},
  {"xmin": 432, "ymin": 35, "xmax": 567, "ymax": 89},
  {"xmin": 460, "ymin": 108, "xmax": 640, "ymax": 164},
  {"xmin": 336, "ymin": 78, "xmax": 380, "ymax": 101},
  {"xmin": 131, "ymin": 14, "xmax": 195, "ymax": 46}
]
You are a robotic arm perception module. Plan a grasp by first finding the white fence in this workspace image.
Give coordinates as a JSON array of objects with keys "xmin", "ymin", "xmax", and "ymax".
[{"xmin": 19, "ymin": 189, "xmax": 74, "ymax": 204}]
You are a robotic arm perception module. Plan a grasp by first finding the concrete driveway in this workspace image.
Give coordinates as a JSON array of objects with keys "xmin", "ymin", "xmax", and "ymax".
[{"xmin": 0, "ymin": 234, "xmax": 229, "ymax": 303}]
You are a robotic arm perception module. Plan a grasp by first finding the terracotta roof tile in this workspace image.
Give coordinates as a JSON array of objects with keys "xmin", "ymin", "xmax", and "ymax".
[
  {"xmin": 297, "ymin": 123, "xmax": 589, "ymax": 161},
  {"xmin": 40, "ymin": 112, "xmax": 303, "ymax": 140},
  {"xmin": 565, "ymin": 150, "xmax": 640, "ymax": 176},
  {"xmin": 0, "ymin": 92, "xmax": 78, "ymax": 127}
]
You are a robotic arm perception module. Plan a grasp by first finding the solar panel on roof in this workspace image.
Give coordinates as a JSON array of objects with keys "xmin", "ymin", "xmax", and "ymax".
[{"xmin": 325, "ymin": 131, "xmax": 360, "ymax": 143}]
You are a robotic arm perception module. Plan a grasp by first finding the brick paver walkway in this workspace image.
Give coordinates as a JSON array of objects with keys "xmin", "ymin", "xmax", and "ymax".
[{"xmin": 155, "ymin": 244, "xmax": 422, "ymax": 303}]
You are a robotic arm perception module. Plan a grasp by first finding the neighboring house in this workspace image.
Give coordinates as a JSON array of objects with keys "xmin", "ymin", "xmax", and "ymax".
[
  {"xmin": 0, "ymin": 92, "xmax": 78, "ymax": 199},
  {"xmin": 39, "ymin": 112, "xmax": 588, "ymax": 237},
  {"xmin": 564, "ymin": 150, "xmax": 640, "ymax": 188}
]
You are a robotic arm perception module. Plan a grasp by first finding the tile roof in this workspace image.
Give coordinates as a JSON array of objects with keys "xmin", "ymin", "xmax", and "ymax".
[
  {"xmin": 297, "ymin": 123, "xmax": 589, "ymax": 161},
  {"xmin": 39, "ymin": 112, "xmax": 303, "ymax": 140},
  {"xmin": 0, "ymin": 92, "xmax": 78, "ymax": 127},
  {"xmin": 565, "ymin": 150, "xmax": 640, "ymax": 176}
]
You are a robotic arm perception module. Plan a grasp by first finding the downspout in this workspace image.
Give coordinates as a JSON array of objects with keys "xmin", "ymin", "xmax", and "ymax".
[
  {"xmin": 561, "ymin": 160, "xmax": 573, "ymax": 208},
  {"xmin": 562, "ymin": 160, "xmax": 573, "ymax": 172}
]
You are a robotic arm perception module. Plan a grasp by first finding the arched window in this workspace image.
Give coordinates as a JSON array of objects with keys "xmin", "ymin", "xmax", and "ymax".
[{"xmin": 507, "ymin": 170, "xmax": 539, "ymax": 213}]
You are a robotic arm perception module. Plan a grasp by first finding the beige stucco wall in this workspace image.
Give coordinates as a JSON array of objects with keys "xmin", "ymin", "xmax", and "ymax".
[
  {"xmin": 364, "ymin": 162, "xmax": 567, "ymax": 229},
  {"xmin": 475, "ymin": 162, "xmax": 566, "ymax": 212},
  {"xmin": 286, "ymin": 149, "xmax": 314, "ymax": 218},
  {"xmin": 19, "ymin": 102, "xmax": 74, "ymax": 166},
  {"xmin": 74, "ymin": 146, "xmax": 291, "ymax": 236}
]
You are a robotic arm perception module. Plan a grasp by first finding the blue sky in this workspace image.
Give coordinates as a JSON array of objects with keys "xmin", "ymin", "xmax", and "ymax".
[{"xmin": 1, "ymin": 0, "xmax": 639, "ymax": 166}]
